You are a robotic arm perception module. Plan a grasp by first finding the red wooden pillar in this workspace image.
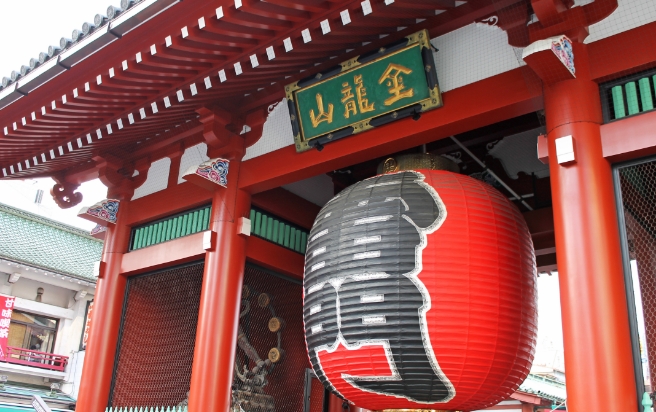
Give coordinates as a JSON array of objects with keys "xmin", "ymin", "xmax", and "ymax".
[
  {"xmin": 188, "ymin": 141, "xmax": 251, "ymax": 412},
  {"xmin": 76, "ymin": 199, "xmax": 131, "ymax": 412},
  {"xmin": 538, "ymin": 41, "xmax": 638, "ymax": 411}
]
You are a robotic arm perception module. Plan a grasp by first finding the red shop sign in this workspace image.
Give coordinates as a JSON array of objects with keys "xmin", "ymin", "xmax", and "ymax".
[
  {"xmin": 82, "ymin": 300, "xmax": 94, "ymax": 350},
  {"xmin": 0, "ymin": 295, "xmax": 15, "ymax": 360}
]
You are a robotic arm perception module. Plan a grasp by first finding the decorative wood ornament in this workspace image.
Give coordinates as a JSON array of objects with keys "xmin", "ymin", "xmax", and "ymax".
[
  {"xmin": 50, "ymin": 179, "xmax": 83, "ymax": 209},
  {"xmin": 267, "ymin": 347, "xmax": 284, "ymax": 363},
  {"xmin": 522, "ymin": 35, "xmax": 575, "ymax": 85},
  {"xmin": 182, "ymin": 157, "xmax": 230, "ymax": 191},
  {"xmin": 258, "ymin": 293, "xmax": 271, "ymax": 308},
  {"xmin": 78, "ymin": 199, "xmax": 120, "ymax": 225},
  {"xmin": 303, "ymin": 170, "xmax": 537, "ymax": 412},
  {"xmin": 242, "ymin": 284, "xmax": 251, "ymax": 299},
  {"xmin": 90, "ymin": 224, "xmax": 107, "ymax": 240},
  {"xmin": 268, "ymin": 317, "xmax": 285, "ymax": 333}
]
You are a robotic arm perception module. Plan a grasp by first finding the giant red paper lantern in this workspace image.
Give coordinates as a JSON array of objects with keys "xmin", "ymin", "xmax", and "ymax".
[{"xmin": 303, "ymin": 170, "xmax": 537, "ymax": 411}]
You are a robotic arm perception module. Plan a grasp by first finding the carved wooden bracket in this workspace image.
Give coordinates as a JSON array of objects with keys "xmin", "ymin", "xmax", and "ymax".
[
  {"xmin": 243, "ymin": 107, "xmax": 269, "ymax": 149},
  {"xmin": 196, "ymin": 105, "xmax": 267, "ymax": 159},
  {"xmin": 93, "ymin": 154, "xmax": 149, "ymax": 200},
  {"xmin": 50, "ymin": 176, "xmax": 83, "ymax": 209},
  {"xmin": 196, "ymin": 106, "xmax": 234, "ymax": 155},
  {"xmin": 532, "ymin": 0, "xmax": 575, "ymax": 27},
  {"xmin": 485, "ymin": 0, "xmax": 617, "ymax": 48},
  {"xmin": 527, "ymin": 0, "xmax": 617, "ymax": 43}
]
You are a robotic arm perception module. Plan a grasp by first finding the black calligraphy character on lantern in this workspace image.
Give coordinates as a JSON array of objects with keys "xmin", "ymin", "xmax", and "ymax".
[{"xmin": 303, "ymin": 171, "xmax": 455, "ymax": 404}]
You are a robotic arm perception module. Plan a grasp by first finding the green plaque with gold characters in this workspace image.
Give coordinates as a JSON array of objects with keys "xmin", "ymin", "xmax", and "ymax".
[{"xmin": 286, "ymin": 30, "xmax": 441, "ymax": 152}]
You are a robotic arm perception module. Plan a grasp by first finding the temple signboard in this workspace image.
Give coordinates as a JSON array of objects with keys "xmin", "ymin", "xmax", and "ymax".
[{"xmin": 286, "ymin": 30, "xmax": 442, "ymax": 152}]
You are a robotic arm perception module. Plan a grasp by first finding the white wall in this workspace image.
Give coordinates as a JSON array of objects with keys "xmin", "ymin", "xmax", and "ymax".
[
  {"xmin": 0, "ymin": 261, "xmax": 94, "ymax": 396},
  {"xmin": 132, "ymin": 157, "xmax": 171, "ymax": 200},
  {"xmin": 586, "ymin": 0, "xmax": 656, "ymax": 43},
  {"xmin": 66, "ymin": 350, "xmax": 85, "ymax": 399},
  {"xmin": 9, "ymin": 277, "xmax": 72, "ymax": 308},
  {"xmin": 431, "ymin": 23, "xmax": 524, "ymax": 93}
]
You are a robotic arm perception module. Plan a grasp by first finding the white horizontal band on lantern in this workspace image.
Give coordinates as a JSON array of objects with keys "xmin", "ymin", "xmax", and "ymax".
[
  {"xmin": 311, "ymin": 261, "xmax": 326, "ymax": 272},
  {"xmin": 354, "ymin": 215, "xmax": 392, "ymax": 225},
  {"xmin": 385, "ymin": 197, "xmax": 409, "ymax": 211},
  {"xmin": 352, "ymin": 273, "xmax": 389, "ymax": 281},
  {"xmin": 354, "ymin": 236, "xmax": 381, "ymax": 245},
  {"xmin": 310, "ymin": 304, "xmax": 322, "ymax": 315},
  {"xmin": 353, "ymin": 251, "xmax": 380, "ymax": 260},
  {"xmin": 366, "ymin": 181, "xmax": 402, "ymax": 188},
  {"xmin": 311, "ymin": 324, "xmax": 323, "ymax": 334},
  {"xmin": 307, "ymin": 283, "xmax": 324, "ymax": 294},
  {"xmin": 362, "ymin": 315, "xmax": 386, "ymax": 325},
  {"xmin": 311, "ymin": 229, "xmax": 329, "ymax": 241},
  {"xmin": 361, "ymin": 294, "xmax": 384, "ymax": 303},
  {"xmin": 313, "ymin": 246, "xmax": 326, "ymax": 256}
]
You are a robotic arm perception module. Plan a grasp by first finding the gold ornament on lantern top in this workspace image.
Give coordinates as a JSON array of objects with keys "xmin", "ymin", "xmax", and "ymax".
[{"xmin": 378, "ymin": 153, "xmax": 460, "ymax": 174}]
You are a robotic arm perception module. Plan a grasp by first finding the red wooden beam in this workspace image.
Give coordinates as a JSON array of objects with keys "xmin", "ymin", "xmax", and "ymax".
[
  {"xmin": 239, "ymin": 67, "xmax": 543, "ymax": 193},
  {"xmin": 121, "ymin": 231, "xmax": 206, "ymax": 275},
  {"xmin": 540, "ymin": 108, "xmax": 656, "ymax": 164},
  {"xmin": 510, "ymin": 391, "xmax": 550, "ymax": 406},
  {"xmin": 251, "ymin": 187, "xmax": 321, "ymax": 229},
  {"xmin": 246, "ymin": 235, "xmax": 305, "ymax": 279},
  {"xmin": 126, "ymin": 181, "xmax": 213, "ymax": 227},
  {"xmin": 120, "ymin": 225, "xmax": 305, "ymax": 279},
  {"xmin": 588, "ymin": 21, "xmax": 656, "ymax": 82},
  {"xmin": 601, "ymin": 109, "xmax": 656, "ymax": 162}
]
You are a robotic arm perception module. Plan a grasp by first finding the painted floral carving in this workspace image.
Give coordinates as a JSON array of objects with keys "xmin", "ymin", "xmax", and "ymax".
[
  {"xmin": 195, "ymin": 158, "xmax": 230, "ymax": 188},
  {"xmin": 83, "ymin": 199, "xmax": 120, "ymax": 224},
  {"xmin": 551, "ymin": 36, "xmax": 575, "ymax": 76},
  {"xmin": 90, "ymin": 224, "xmax": 107, "ymax": 236}
]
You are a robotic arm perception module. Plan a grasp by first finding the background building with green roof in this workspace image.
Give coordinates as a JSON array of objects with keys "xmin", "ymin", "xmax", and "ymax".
[{"xmin": 0, "ymin": 202, "xmax": 102, "ymax": 411}]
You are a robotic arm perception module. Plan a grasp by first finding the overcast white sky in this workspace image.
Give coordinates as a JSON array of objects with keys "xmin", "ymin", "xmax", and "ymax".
[
  {"xmin": 0, "ymin": 0, "xmax": 114, "ymax": 230},
  {"xmin": 0, "ymin": 0, "xmax": 115, "ymax": 77}
]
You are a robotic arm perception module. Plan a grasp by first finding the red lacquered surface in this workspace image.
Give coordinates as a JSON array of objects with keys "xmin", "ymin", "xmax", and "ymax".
[
  {"xmin": 76, "ymin": 200, "xmax": 131, "ymax": 412},
  {"xmin": 4, "ymin": 347, "xmax": 68, "ymax": 371},
  {"xmin": 543, "ymin": 41, "xmax": 638, "ymax": 412}
]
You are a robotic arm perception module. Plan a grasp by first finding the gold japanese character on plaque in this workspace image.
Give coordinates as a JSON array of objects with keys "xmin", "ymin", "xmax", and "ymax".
[
  {"xmin": 341, "ymin": 82, "xmax": 358, "ymax": 119},
  {"xmin": 309, "ymin": 93, "xmax": 334, "ymax": 127},
  {"xmin": 379, "ymin": 63, "xmax": 414, "ymax": 106},
  {"xmin": 354, "ymin": 74, "xmax": 374, "ymax": 113},
  {"xmin": 341, "ymin": 75, "xmax": 375, "ymax": 119}
]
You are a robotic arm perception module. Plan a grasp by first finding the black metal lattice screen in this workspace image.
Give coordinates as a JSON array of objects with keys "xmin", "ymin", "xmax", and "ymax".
[
  {"xmin": 617, "ymin": 158, "xmax": 656, "ymax": 396},
  {"xmin": 110, "ymin": 262, "xmax": 204, "ymax": 407},
  {"xmin": 233, "ymin": 265, "xmax": 308, "ymax": 412}
]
